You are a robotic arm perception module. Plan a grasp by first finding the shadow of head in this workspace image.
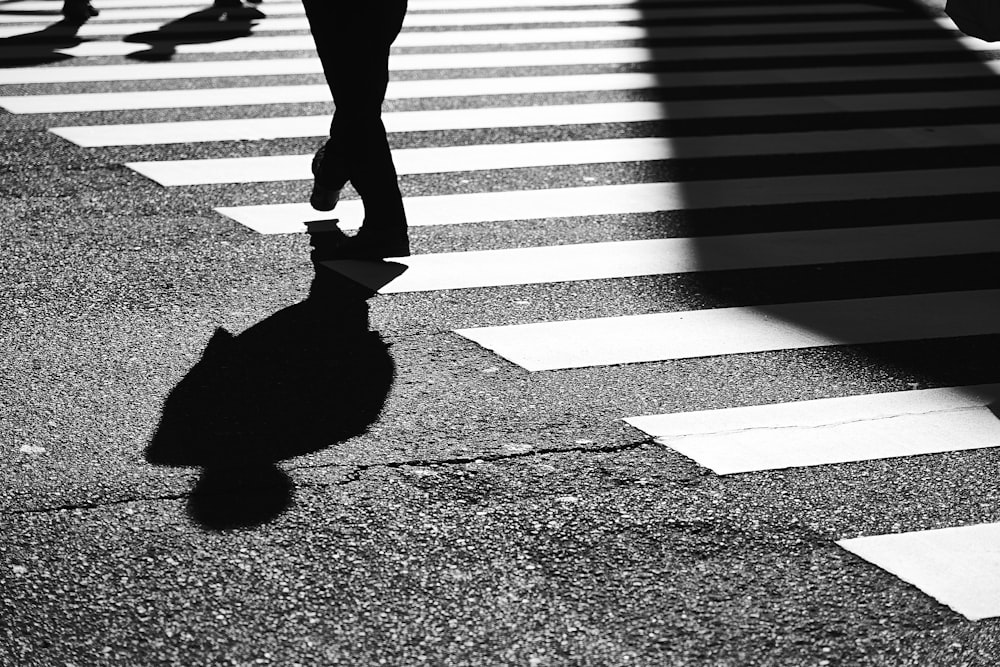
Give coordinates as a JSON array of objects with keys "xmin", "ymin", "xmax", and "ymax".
[
  {"xmin": 124, "ymin": 4, "xmax": 265, "ymax": 61},
  {"xmin": 146, "ymin": 270, "xmax": 394, "ymax": 531}
]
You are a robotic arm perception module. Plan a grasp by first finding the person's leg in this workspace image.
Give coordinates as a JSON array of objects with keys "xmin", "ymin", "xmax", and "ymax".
[{"xmin": 302, "ymin": 0, "xmax": 409, "ymax": 257}]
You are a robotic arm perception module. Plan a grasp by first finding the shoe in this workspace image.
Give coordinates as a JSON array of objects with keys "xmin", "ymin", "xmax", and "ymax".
[
  {"xmin": 310, "ymin": 145, "xmax": 343, "ymax": 212},
  {"xmin": 62, "ymin": 0, "xmax": 99, "ymax": 23},
  {"xmin": 315, "ymin": 226, "xmax": 410, "ymax": 260}
]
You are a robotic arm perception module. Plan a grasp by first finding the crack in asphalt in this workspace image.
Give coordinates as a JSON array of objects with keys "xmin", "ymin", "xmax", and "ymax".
[
  {"xmin": 290, "ymin": 436, "xmax": 658, "ymax": 488},
  {"xmin": 3, "ymin": 491, "xmax": 190, "ymax": 517},
  {"xmin": 2, "ymin": 437, "xmax": 656, "ymax": 517}
]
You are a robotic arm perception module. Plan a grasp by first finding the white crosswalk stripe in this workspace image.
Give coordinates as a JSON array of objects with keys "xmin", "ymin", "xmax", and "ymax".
[
  {"xmin": 13, "ymin": 70, "xmax": 1000, "ymax": 111},
  {"xmin": 625, "ymin": 384, "xmax": 1000, "ymax": 474},
  {"xmin": 4, "ymin": 22, "xmax": 979, "ymax": 58},
  {"xmin": 838, "ymin": 522, "xmax": 1000, "ymax": 621},
  {"xmin": 0, "ymin": 2, "xmax": 894, "ymax": 24},
  {"xmin": 47, "ymin": 57, "xmax": 1000, "ymax": 145},
  {"xmin": 1, "ymin": 17, "xmax": 966, "ymax": 53},
  {"xmin": 131, "ymin": 137, "xmax": 683, "ymax": 186},
  {"xmin": 9, "ymin": 33, "xmax": 982, "ymax": 85},
  {"xmin": 2, "ymin": 72, "xmax": 673, "ymax": 112},
  {"xmin": 456, "ymin": 290, "xmax": 1000, "ymax": 371},
  {"xmin": 1, "ymin": 28, "xmax": 985, "ymax": 61},
  {"xmin": 52, "ymin": 101, "xmax": 673, "ymax": 146},
  {"xmin": 217, "ymin": 166, "xmax": 1000, "ymax": 233},
  {"xmin": 4, "ymin": 45, "xmax": 993, "ymax": 84},
  {"xmin": 343, "ymin": 221, "xmax": 1000, "ymax": 294},
  {"xmin": 129, "ymin": 126, "xmax": 1000, "ymax": 186},
  {"xmin": 0, "ymin": 17, "xmax": 955, "ymax": 41},
  {"xmin": 0, "ymin": 47, "xmax": 669, "ymax": 84},
  {"xmin": 5, "ymin": 0, "xmax": 1000, "ymax": 623},
  {"xmin": 5, "ymin": 0, "xmax": 709, "ymax": 9}
]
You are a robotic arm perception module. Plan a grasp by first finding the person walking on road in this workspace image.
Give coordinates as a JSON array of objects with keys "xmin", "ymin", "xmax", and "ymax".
[{"xmin": 301, "ymin": 0, "xmax": 410, "ymax": 259}]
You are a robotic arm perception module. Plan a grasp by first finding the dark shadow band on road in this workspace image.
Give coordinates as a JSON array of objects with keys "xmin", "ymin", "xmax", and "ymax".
[{"xmin": 636, "ymin": 0, "xmax": 1000, "ymax": 410}]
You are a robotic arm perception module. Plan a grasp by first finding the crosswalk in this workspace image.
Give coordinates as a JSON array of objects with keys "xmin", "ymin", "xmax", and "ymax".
[{"xmin": 4, "ymin": 0, "xmax": 1000, "ymax": 622}]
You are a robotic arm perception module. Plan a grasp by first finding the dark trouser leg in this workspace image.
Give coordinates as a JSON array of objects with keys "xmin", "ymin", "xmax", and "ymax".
[{"xmin": 301, "ymin": 0, "xmax": 407, "ymax": 232}]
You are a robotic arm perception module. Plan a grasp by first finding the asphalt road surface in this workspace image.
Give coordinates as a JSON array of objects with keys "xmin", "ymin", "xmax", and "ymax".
[{"xmin": 3, "ymin": 0, "xmax": 1000, "ymax": 664}]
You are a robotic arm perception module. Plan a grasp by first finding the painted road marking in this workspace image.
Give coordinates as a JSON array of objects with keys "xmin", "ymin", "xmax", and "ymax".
[
  {"xmin": 2, "ymin": 47, "xmax": 669, "ymax": 84},
  {"xmin": 4, "ymin": 0, "xmax": 758, "ymax": 9},
  {"xmin": 454, "ymin": 289, "xmax": 1000, "ymax": 371},
  {"xmin": 838, "ymin": 522, "xmax": 1000, "ymax": 621},
  {"xmin": 0, "ymin": 3, "xmax": 891, "ymax": 24},
  {"xmin": 0, "ymin": 29, "xmax": 638, "ymax": 58},
  {"xmin": 11, "ymin": 71, "xmax": 1000, "ymax": 113},
  {"xmin": 216, "ymin": 165, "xmax": 1000, "ymax": 233},
  {"xmin": 625, "ymin": 385, "xmax": 1000, "ymax": 474},
  {"xmin": 0, "ymin": 13, "xmax": 954, "ymax": 45},
  {"xmin": 0, "ymin": 4, "xmax": 304, "ymax": 21},
  {"xmin": 0, "ymin": 26, "xmax": 968, "ymax": 60},
  {"xmin": 6, "ymin": 35, "xmax": 972, "ymax": 84},
  {"xmin": 0, "ymin": 72, "xmax": 657, "ymax": 113},
  {"xmin": 344, "ymin": 221, "xmax": 1000, "ymax": 294},
  {"xmin": 126, "ymin": 125, "xmax": 1000, "ymax": 186},
  {"xmin": 50, "ymin": 101, "xmax": 670, "ymax": 146},
  {"xmin": 47, "ymin": 55, "xmax": 1000, "ymax": 143},
  {"xmin": 129, "ymin": 137, "xmax": 675, "ymax": 186}
]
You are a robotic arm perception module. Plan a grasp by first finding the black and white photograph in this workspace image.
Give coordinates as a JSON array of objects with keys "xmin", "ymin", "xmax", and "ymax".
[{"xmin": 3, "ymin": 0, "xmax": 1000, "ymax": 664}]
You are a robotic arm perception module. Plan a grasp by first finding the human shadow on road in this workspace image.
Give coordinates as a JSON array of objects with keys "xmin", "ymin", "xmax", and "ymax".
[
  {"xmin": 123, "ymin": 4, "xmax": 264, "ymax": 61},
  {"xmin": 146, "ymin": 258, "xmax": 397, "ymax": 531},
  {"xmin": 0, "ymin": 19, "xmax": 84, "ymax": 67}
]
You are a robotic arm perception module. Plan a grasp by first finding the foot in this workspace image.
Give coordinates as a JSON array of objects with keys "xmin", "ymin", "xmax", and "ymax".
[
  {"xmin": 310, "ymin": 183, "xmax": 341, "ymax": 212},
  {"xmin": 310, "ymin": 145, "xmax": 343, "ymax": 212},
  {"xmin": 314, "ymin": 226, "xmax": 410, "ymax": 261},
  {"xmin": 62, "ymin": 0, "xmax": 99, "ymax": 23}
]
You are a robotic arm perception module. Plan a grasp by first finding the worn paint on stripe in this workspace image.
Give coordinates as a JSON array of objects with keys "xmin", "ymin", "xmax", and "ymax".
[
  {"xmin": 454, "ymin": 289, "xmax": 1000, "ymax": 371},
  {"xmin": 838, "ymin": 522, "xmax": 1000, "ymax": 621},
  {"xmin": 625, "ymin": 385, "xmax": 1000, "ymax": 474}
]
